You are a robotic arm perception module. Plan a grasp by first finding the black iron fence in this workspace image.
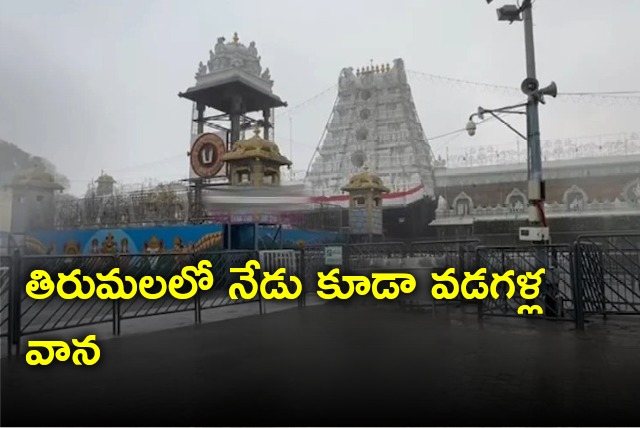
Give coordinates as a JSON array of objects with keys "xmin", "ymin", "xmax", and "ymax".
[
  {"xmin": 3, "ymin": 234, "xmax": 640, "ymax": 356},
  {"xmin": 301, "ymin": 244, "xmax": 340, "ymax": 295},
  {"xmin": 476, "ymin": 245, "xmax": 575, "ymax": 321},
  {"xmin": 1, "ymin": 256, "xmax": 10, "ymax": 339},
  {"xmin": 474, "ymin": 233, "xmax": 640, "ymax": 328},
  {"xmin": 3, "ymin": 250, "xmax": 260, "ymax": 356},
  {"xmin": 300, "ymin": 239, "xmax": 481, "ymax": 311},
  {"xmin": 337, "ymin": 235, "xmax": 640, "ymax": 327},
  {"xmin": 572, "ymin": 233, "xmax": 640, "ymax": 329}
]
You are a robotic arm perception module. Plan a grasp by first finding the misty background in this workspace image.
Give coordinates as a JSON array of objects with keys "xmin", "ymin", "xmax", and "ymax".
[{"xmin": 1, "ymin": 0, "xmax": 638, "ymax": 196}]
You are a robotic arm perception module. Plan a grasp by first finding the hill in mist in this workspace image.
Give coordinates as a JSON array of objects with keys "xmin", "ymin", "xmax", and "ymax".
[{"xmin": 0, "ymin": 139, "xmax": 69, "ymax": 189}]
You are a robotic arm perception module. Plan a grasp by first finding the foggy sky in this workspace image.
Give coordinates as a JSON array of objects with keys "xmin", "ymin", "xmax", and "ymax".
[{"xmin": 1, "ymin": 0, "xmax": 639, "ymax": 196}]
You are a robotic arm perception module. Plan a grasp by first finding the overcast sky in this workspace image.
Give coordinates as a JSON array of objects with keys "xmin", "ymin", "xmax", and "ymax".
[{"xmin": 1, "ymin": 0, "xmax": 639, "ymax": 196}]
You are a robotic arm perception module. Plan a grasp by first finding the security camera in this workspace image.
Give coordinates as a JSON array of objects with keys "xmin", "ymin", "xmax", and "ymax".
[{"xmin": 466, "ymin": 120, "xmax": 477, "ymax": 136}]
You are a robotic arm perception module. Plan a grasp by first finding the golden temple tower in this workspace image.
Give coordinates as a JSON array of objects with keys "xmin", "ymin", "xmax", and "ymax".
[
  {"xmin": 222, "ymin": 125, "xmax": 292, "ymax": 187},
  {"xmin": 341, "ymin": 166, "xmax": 389, "ymax": 241}
]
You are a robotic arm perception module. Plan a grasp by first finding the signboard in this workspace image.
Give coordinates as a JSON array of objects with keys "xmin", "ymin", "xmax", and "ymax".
[
  {"xmin": 189, "ymin": 132, "xmax": 226, "ymax": 178},
  {"xmin": 324, "ymin": 246, "xmax": 343, "ymax": 266}
]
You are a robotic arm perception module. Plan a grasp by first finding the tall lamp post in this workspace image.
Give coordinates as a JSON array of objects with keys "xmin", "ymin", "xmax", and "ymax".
[
  {"xmin": 470, "ymin": 0, "xmax": 557, "ymax": 241},
  {"xmin": 499, "ymin": 0, "xmax": 550, "ymax": 242},
  {"xmin": 467, "ymin": 0, "xmax": 559, "ymax": 315}
]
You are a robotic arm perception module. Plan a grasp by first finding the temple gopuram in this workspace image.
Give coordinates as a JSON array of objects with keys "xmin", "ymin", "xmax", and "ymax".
[{"xmin": 305, "ymin": 60, "xmax": 438, "ymax": 239}]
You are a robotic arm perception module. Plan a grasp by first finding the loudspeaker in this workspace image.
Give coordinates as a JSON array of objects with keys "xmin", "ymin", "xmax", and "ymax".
[
  {"xmin": 539, "ymin": 81, "xmax": 558, "ymax": 98},
  {"xmin": 521, "ymin": 77, "xmax": 539, "ymax": 95}
]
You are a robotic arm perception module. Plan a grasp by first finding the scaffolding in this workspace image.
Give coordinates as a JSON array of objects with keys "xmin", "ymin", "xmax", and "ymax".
[
  {"xmin": 53, "ymin": 180, "xmax": 345, "ymax": 232},
  {"xmin": 55, "ymin": 180, "xmax": 191, "ymax": 230}
]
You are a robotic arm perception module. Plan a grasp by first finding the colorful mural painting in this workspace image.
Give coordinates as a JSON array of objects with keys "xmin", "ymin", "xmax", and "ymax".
[
  {"xmin": 25, "ymin": 224, "xmax": 342, "ymax": 255},
  {"xmin": 26, "ymin": 225, "xmax": 224, "ymax": 255}
]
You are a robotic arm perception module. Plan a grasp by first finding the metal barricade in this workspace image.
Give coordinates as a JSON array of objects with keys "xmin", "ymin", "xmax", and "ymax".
[{"xmin": 258, "ymin": 249, "xmax": 303, "ymax": 310}]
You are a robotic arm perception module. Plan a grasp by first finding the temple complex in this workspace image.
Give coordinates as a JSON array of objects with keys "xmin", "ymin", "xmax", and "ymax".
[{"xmin": 3, "ymin": 40, "xmax": 637, "ymax": 246}]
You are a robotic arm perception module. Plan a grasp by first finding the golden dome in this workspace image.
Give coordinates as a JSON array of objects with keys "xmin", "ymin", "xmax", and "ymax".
[
  {"xmin": 223, "ymin": 126, "xmax": 292, "ymax": 166},
  {"xmin": 341, "ymin": 166, "xmax": 390, "ymax": 193}
]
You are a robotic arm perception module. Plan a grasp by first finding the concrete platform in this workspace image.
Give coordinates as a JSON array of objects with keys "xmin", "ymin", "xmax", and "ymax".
[{"xmin": 3, "ymin": 303, "xmax": 640, "ymax": 426}]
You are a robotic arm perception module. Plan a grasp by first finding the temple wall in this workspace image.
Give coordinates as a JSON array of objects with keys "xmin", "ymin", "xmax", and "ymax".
[
  {"xmin": 437, "ymin": 174, "xmax": 638, "ymax": 208},
  {"xmin": 430, "ymin": 152, "xmax": 640, "ymax": 243},
  {"xmin": 433, "ymin": 154, "xmax": 640, "ymax": 222}
]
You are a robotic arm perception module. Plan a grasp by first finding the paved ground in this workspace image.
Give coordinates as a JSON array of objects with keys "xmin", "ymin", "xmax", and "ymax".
[{"xmin": 3, "ymin": 302, "xmax": 640, "ymax": 426}]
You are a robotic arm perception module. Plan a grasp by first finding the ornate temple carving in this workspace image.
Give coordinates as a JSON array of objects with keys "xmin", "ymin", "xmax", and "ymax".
[
  {"xmin": 440, "ymin": 132, "xmax": 640, "ymax": 168},
  {"xmin": 452, "ymin": 192, "xmax": 473, "ymax": 216},
  {"xmin": 505, "ymin": 188, "xmax": 527, "ymax": 213},
  {"xmin": 622, "ymin": 178, "xmax": 640, "ymax": 204},
  {"xmin": 339, "ymin": 67, "xmax": 357, "ymax": 93},
  {"xmin": 563, "ymin": 185, "xmax": 588, "ymax": 212},
  {"xmin": 194, "ymin": 33, "xmax": 273, "ymax": 90},
  {"xmin": 195, "ymin": 61, "xmax": 207, "ymax": 78}
]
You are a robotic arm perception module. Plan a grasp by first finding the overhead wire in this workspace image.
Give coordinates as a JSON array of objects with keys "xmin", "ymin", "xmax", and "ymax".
[
  {"xmin": 68, "ymin": 66, "xmax": 638, "ymax": 186},
  {"xmin": 275, "ymin": 84, "xmax": 338, "ymax": 119},
  {"xmin": 406, "ymin": 69, "xmax": 640, "ymax": 105},
  {"xmin": 561, "ymin": 90, "xmax": 640, "ymax": 95},
  {"xmin": 304, "ymin": 92, "xmax": 340, "ymax": 178}
]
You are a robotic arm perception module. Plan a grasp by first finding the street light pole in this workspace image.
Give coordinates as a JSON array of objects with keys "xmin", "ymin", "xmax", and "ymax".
[
  {"xmin": 488, "ymin": 0, "xmax": 555, "ymax": 238},
  {"xmin": 522, "ymin": 0, "xmax": 551, "ymax": 315},
  {"xmin": 522, "ymin": 1, "xmax": 544, "ymax": 226},
  {"xmin": 482, "ymin": 0, "xmax": 558, "ymax": 315}
]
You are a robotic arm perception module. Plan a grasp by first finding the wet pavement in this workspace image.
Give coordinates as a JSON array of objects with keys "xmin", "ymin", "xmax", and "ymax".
[
  {"xmin": 0, "ymin": 296, "xmax": 323, "ymax": 359},
  {"xmin": 2, "ymin": 302, "xmax": 640, "ymax": 426}
]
